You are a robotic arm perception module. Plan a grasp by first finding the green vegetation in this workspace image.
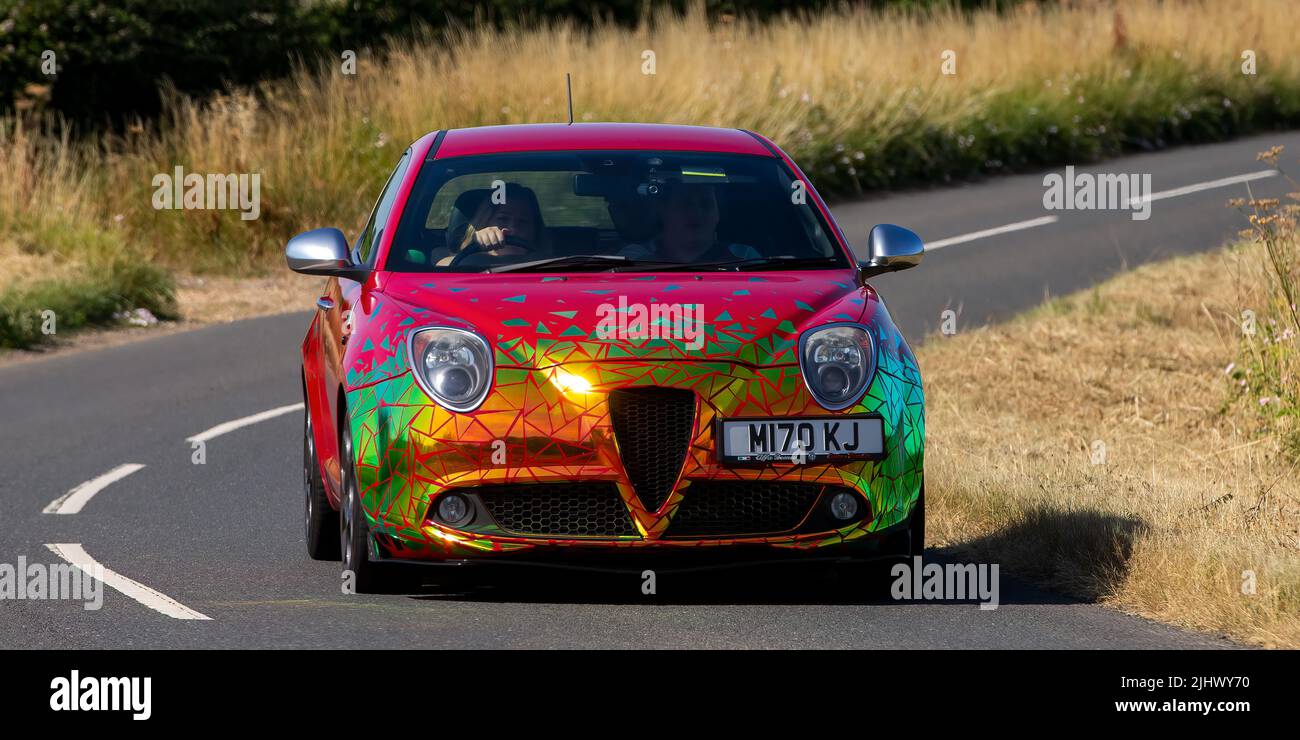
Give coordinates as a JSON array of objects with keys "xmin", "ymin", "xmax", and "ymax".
[
  {"xmin": 1228, "ymin": 149, "xmax": 1300, "ymax": 459},
  {"xmin": 0, "ymin": 261, "xmax": 176, "ymax": 349},
  {"xmin": 2, "ymin": 0, "xmax": 1299, "ymax": 348}
]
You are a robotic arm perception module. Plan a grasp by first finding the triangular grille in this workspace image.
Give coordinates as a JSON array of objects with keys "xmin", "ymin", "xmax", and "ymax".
[{"xmin": 608, "ymin": 387, "xmax": 696, "ymax": 513}]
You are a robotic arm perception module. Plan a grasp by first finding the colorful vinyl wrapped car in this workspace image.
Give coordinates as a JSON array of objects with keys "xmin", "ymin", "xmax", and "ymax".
[{"xmin": 290, "ymin": 123, "xmax": 925, "ymax": 592}]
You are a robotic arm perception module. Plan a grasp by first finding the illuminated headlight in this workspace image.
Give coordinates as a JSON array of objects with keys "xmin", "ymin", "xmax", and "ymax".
[
  {"xmin": 408, "ymin": 327, "xmax": 493, "ymax": 412},
  {"xmin": 798, "ymin": 324, "xmax": 876, "ymax": 410}
]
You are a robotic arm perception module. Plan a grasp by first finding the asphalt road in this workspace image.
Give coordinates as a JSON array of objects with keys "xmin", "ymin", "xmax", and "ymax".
[{"xmin": 4, "ymin": 131, "xmax": 1296, "ymax": 649}]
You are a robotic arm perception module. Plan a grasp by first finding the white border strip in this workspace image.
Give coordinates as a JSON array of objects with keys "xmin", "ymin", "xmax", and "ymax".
[
  {"xmin": 926, "ymin": 215, "xmax": 1059, "ymax": 251},
  {"xmin": 187, "ymin": 403, "xmax": 304, "ymax": 443},
  {"xmin": 1128, "ymin": 169, "xmax": 1278, "ymax": 206},
  {"xmin": 42, "ymin": 463, "xmax": 145, "ymax": 515},
  {"xmin": 45, "ymin": 543, "xmax": 212, "ymax": 620}
]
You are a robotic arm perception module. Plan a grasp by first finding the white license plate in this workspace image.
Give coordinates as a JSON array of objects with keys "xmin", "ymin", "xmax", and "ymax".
[{"xmin": 718, "ymin": 416, "xmax": 884, "ymax": 463}]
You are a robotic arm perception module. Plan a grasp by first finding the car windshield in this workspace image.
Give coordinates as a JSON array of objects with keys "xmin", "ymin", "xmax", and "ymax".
[{"xmin": 387, "ymin": 150, "xmax": 849, "ymax": 272}]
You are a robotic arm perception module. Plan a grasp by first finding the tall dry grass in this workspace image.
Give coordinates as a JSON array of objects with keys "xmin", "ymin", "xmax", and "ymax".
[
  {"xmin": 1228, "ymin": 146, "xmax": 1300, "ymax": 458},
  {"xmin": 0, "ymin": 121, "xmax": 178, "ymax": 348},
  {"xmin": 920, "ymin": 179, "xmax": 1300, "ymax": 645},
  {"xmin": 2, "ymin": 0, "xmax": 1299, "ymax": 284},
  {"xmin": 0, "ymin": 121, "xmax": 115, "ymax": 281}
]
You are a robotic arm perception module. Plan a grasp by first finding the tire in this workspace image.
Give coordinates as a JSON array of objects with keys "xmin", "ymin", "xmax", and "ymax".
[
  {"xmin": 834, "ymin": 486, "xmax": 924, "ymax": 594},
  {"xmin": 304, "ymin": 406, "xmax": 340, "ymax": 561},
  {"xmin": 338, "ymin": 421, "xmax": 394, "ymax": 593}
]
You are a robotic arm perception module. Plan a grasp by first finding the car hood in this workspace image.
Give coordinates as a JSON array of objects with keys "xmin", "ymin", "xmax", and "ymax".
[{"xmin": 378, "ymin": 270, "xmax": 875, "ymax": 368}]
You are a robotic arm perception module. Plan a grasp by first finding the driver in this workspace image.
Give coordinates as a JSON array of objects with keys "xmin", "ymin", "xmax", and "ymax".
[
  {"xmin": 618, "ymin": 181, "xmax": 759, "ymax": 263},
  {"xmin": 439, "ymin": 183, "xmax": 547, "ymax": 266}
]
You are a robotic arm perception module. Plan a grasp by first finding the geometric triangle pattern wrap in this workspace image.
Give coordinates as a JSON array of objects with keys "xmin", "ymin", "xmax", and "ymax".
[{"xmin": 341, "ymin": 273, "xmax": 923, "ymax": 560}]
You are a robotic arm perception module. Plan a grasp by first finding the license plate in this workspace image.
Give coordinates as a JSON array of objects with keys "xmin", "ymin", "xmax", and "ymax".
[{"xmin": 718, "ymin": 416, "xmax": 884, "ymax": 463}]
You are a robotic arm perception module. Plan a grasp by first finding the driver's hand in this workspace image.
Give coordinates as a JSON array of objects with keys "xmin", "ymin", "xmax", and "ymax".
[{"xmin": 474, "ymin": 226, "xmax": 510, "ymax": 247}]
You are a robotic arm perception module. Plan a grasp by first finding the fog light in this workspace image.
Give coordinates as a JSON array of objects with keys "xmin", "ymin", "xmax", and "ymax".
[
  {"xmin": 828, "ymin": 492, "xmax": 860, "ymax": 521},
  {"xmin": 436, "ymin": 493, "xmax": 472, "ymax": 526}
]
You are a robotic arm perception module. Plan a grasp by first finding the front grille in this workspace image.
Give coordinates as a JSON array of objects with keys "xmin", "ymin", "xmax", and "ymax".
[
  {"xmin": 608, "ymin": 387, "xmax": 696, "ymax": 513},
  {"xmin": 665, "ymin": 481, "xmax": 827, "ymax": 538},
  {"xmin": 477, "ymin": 483, "xmax": 637, "ymax": 537}
]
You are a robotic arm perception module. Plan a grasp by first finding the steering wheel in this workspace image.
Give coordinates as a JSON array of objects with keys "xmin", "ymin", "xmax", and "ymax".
[{"xmin": 448, "ymin": 233, "xmax": 532, "ymax": 268}]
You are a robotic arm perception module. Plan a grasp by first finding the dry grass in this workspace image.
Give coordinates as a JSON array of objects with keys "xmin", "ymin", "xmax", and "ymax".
[
  {"xmin": 3, "ymin": 0, "xmax": 1300, "ymax": 282},
  {"xmin": 920, "ymin": 237, "xmax": 1300, "ymax": 647},
  {"xmin": 173, "ymin": 272, "xmax": 319, "ymax": 325}
]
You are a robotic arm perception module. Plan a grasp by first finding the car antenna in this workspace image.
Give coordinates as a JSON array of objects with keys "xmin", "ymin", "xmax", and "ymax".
[{"xmin": 566, "ymin": 73, "xmax": 574, "ymax": 126}]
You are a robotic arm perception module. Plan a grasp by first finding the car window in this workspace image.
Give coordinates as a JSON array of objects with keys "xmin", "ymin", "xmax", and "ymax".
[
  {"xmin": 356, "ymin": 151, "xmax": 411, "ymax": 264},
  {"xmin": 386, "ymin": 151, "xmax": 848, "ymax": 272},
  {"xmin": 425, "ymin": 171, "xmax": 613, "ymax": 230}
]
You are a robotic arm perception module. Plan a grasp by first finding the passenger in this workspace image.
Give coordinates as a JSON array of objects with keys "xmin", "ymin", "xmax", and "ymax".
[{"xmin": 619, "ymin": 181, "xmax": 758, "ymax": 263}]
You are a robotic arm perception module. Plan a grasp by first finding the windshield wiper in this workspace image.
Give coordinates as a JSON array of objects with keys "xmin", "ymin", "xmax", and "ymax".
[
  {"xmin": 648, "ymin": 255, "xmax": 843, "ymax": 272},
  {"xmin": 485, "ymin": 254, "xmax": 676, "ymax": 273},
  {"xmin": 486, "ymin": 253, "xmax": 841, "ymax": 274}
]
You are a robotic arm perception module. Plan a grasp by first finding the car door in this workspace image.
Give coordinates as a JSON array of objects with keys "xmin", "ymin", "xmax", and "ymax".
[{"xmin": 315, "ymin": 149, "xmax": 412, "ymax": 494}]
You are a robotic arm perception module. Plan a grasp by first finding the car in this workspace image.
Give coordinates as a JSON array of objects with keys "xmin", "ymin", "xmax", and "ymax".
[{"xmin": 288, "ymin": 123, "xmax": 925, "ymax": 592}]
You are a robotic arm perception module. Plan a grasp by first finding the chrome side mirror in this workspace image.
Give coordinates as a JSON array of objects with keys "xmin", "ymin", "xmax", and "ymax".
[
  {"xmin": 858, "ymin": 224, "xmax": 924, "ymax": 282},
  {"xmin": 285, "ymin": 228, "xmax": 368, "ymax": 281}
]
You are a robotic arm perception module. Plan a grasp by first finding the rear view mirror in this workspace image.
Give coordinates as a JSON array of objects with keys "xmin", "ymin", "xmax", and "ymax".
[
  {"xmin": 574, "ymin": 173, "xmax": 642, "ymax": 198},
  {"xmin": 858, "ymin": 224, "xmax": 924, "ymax": 282}
]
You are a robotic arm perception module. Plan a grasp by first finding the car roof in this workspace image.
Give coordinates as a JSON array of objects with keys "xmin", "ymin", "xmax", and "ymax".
[{"xmin": 432, "ymin": 123, "xmax": 775, "ymax": 159}]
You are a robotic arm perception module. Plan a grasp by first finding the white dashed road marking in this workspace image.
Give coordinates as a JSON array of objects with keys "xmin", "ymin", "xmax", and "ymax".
[
  {"xmin": 922, "ymin": 170, "xmax": 1280, "ymax": 252},
  {"xmin": 42, "ymin": 463, "xmax": 146, "ymax": 515},
  {"xmin": 925, "ymin": 216, "xmax": 1059, "ymax": 251},
  {"xmin": 1127, "ymin": 169, "xmax": 1278, "ymax": 207},
  {"xmin": 45, "ymin": 543, "xmax": 212, "ymax": 620},
  {"xmin": 187, "ymin": 403, "xmax": 304, "ymax": 443}
]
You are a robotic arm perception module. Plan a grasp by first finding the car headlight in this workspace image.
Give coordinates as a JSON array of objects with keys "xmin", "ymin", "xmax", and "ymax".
[
  {"xmin": 408, "ymin": 327, "xmax": 493, "ymax": 412},
  {"xmin": 799, "ymin": 324, "xmax": 876, "ymax": 410}
]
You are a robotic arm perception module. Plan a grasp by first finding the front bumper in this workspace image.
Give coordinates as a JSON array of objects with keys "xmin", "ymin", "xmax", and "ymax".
[
  {"xmin": 347, "ymin": 355, "xmax": 923, "ymax": 562},
  {"xmin": 378, "ymin": 514, "xmax": 916, "ymax": 574}
]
